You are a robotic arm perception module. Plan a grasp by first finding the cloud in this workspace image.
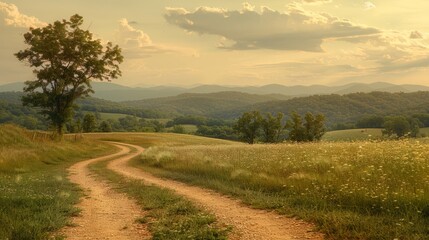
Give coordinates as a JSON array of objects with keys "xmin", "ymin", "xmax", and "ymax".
[
  {"xmin": 379, "ymin": 56, "xmax": 429, "ymax": 72},
  {"xmin": 115, "ymin": 18, "xmax": 198, "ymax": 59},
  {"xmin": 410, "ymin": 30, "xmax": 423, "ymax": 39},
  {"xmin": 301, "ymin": 0, "xmax": 333, "ymax": 5},
  {"xmin": 117, "ymin": 18, "xmax": 152, "ymax": 48},
  {"xmin": 338, "ymin": 30, "xmax": 429, "ymax": 74},
  {"xmin": 363, "ymin": 1, "xmax": 376, "ymax": 10},
  {"xmin": 165, "ymin": 3, "xmax": 379, "ymax": 52},
  {"xmin": 0, "ymin": 2, "xmax": 45, "ymax": 28}
]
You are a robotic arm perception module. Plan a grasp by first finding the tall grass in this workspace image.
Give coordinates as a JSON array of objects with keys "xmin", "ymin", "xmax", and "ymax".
[
  {"xmin": 0, "ymin": 124, "xmax": 112, "ymax": 239},
  {"xmin": 136, "ymin": 139, "xmax": 429, "ymax": 239}
]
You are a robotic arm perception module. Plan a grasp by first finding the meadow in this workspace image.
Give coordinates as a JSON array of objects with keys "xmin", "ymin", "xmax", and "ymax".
[
  {"xmin": 135, "ymin": 139, "xmax": 429, "ymax": 239},
  {"xmin": 322, "ymin": 128, "xmax": 429, "ymax": 142},
  {"xmin": 0, "ymin": 124, "xmax": 113, "ymax": 239},
  {"xmin": 322, "ymin": 128, "xmax": 384, "ymax": 142},
  {"xmin": 3, "ymin": 124, "xmax": 429, "ymax": 239},
  {"xmin": 83, "ymin": 131, "xmax": 236, "ymax": 147},
  {"xmin": 0, "ymin": 127, "xmax": 233, "ymax": 239}
]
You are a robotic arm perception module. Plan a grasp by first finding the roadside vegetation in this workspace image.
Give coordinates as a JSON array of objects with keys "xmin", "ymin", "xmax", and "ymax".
[
  {"xmin": 0, "ymin": 124, "xmax": 112, "ymax": 239},
  {"xmin": 135, "ymin": 139, "xmax": 429, "ymax": 239}
]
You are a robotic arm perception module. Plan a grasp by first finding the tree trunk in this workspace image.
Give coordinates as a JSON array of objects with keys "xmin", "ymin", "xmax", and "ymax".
[{"xmin": 56, "ymin": 123, "xmax": 64, "ymax": 140}]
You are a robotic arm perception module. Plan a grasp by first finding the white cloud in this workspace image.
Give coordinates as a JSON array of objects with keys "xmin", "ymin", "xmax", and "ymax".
[
  {"xmin": 165, "ymin": 3, "xmax": 379, "ymax": 52},
  {"xmin": 0, "ymin": 2, "xmax": 45, "ymax": 28},
  {"xmin": 115, "ymin": 18, "xmax": 198, "ymax": 59},
  {"xmin": 379, "ymin": 56, "xmax": 429, "ymax": 72},
  {"xmin": 117, "ymin": 18, "xmax": 152, "ymax": 48},
  {"xmin": 301, "ymin": 0, "xmax": 333, "ymax": 5},
  {"xmin": 337, "ymin": 29, "xmax": 429, "ymax": 74},
  {"xmin": 363, "ymin": 1, "xmax": 376, "ymax": 10}
]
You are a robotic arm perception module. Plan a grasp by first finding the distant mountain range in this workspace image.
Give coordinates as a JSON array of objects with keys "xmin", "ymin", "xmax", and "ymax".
[{"xmin": 1, "ymin": 81, "xmax": 429, "ymax": 102}]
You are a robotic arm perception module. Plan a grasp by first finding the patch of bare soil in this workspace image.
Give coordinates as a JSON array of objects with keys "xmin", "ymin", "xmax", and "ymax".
[
  {"xmin": 60, "ymin": 145, "xmax": 150, "ymax": 240},
  {"xmin": 108, "ymin": 142, "xmax": 324, "ymax": 240}
]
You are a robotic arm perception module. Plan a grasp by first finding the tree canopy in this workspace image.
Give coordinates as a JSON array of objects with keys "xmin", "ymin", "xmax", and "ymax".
[
  {"xmin": 234, "ymin": 111, "xmax": 263, "ymax": 144},
  {"xmin": 15, "ymin": 14, "xmax": 123, "ymax": 136}
]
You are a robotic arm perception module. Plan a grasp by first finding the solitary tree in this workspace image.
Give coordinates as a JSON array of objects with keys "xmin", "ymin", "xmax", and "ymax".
[
  {"xmin": 234, "ymin": 111, "xmax": 263, "ymax": 144},
  {"xmin": 15, "ymin": 14, "xmax": 123, "ymax": 136}
]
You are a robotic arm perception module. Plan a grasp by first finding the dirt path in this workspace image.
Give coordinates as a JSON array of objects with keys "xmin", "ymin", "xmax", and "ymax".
[
  {"xmin": 61, "ymin": 145, "xmax": 150, "ymax": 240},
  {"xmin": 108, "ymin": 142, "xmax": 324, "ymax": 240}
]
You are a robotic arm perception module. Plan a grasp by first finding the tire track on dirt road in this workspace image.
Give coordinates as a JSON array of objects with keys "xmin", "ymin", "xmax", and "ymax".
[
  {"xmin": 108, "ymin": 142, "xmax": 324, "ymax": 240},
  {"xmin": 61, "ymin": 145, "xmax": 150, "ymax": 240}
]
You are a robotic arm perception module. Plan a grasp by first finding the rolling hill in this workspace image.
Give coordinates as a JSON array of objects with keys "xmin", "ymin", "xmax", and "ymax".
[
  {"xmin": 3, "ymin": 89, "xmax": 429, "ymax": 130},
  {"xmin": 2, "ymin": 81, "xmax": 429, "ymax": 101},
  {"xmin": 122, "ymin": 91, "xmax": 290, "ymax": 116},
  {"xmin": 214, "ymin": 91, "xmax": 429, "ymax": 127}
]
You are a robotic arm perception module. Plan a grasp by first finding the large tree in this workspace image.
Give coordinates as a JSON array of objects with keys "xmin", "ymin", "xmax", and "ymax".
[
  {"xmin": 15, "ymin": 14, "xmax": 123, "ymax": 136},
  {"xmin": 286, "ymin": 112, "xmax": 326, "ymax": 142},
  {"xmin": 286, "ymin": 112, "xmax": 306, "ymax": 142},
  {"xmin": 261, "ymin": 112, "xmax": 284, "ymax": 143},
  {"xmin": 234, "ymin": 111, "xmax": 263, "ymax": 144}
]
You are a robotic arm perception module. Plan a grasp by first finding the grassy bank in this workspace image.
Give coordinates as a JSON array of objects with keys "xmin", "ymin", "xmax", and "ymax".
[
  {"xmin": 134, "ymin": 140, "xmax": 429, "ymax": 239},
  {"xmin": 89, "ymin": 156, "xmax": 230, "ymax": 239},
  {"xmin": 0, "ymin": 124, "xmax": 112, "ymax": 239}
]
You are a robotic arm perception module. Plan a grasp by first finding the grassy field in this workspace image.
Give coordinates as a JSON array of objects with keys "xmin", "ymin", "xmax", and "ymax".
[
  {"xmin": 98, "ymin": 112, "xmax": 131, "ymax": 120},
  {"xmin": 165, "ymin": 124, "xmax": 198, "ymax": 134},
  {"xmin": 323, "ymin": 127, "xmax": 429, "ymax": 142},
  {"xmin": 134, "ymin": 139, "xmax": 429, "ymax": 239},
  {"xmin": 84, "ymin": 132, "xmax": 237, "ymax": 147},
  {"xmin": 4, "ymin": 125, "xmax": 429, "ymax": 239},
  {"xmin": 322, "ymin": 128, "xmax": 383, "ymax": 141},
  {"xmin": 0, "ymin": 124, "xmax": 112, "ymax": 239},
  {"xmin": 0, "ymin": 127, "xmax": 235, "ymax": 239}
]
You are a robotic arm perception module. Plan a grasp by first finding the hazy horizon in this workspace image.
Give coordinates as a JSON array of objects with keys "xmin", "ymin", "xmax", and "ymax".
[{"xmin": 1, "ymin": 1, "xmax": 429, "ymax": 87}]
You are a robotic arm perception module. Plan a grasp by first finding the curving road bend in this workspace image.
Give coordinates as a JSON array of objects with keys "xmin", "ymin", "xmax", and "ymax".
[{"xmin": 107, "ymin": 142, "xmax": 324, "ymax": 240}]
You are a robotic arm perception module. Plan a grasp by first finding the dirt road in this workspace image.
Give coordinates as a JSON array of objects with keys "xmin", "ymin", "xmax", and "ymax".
[
  {"xmin": 108, "ymin": 142, "xmax": 324, "ymax": 240},
  {"xmin": 61, "ymin": 145, "xmax": 149, "ymax": 240}
]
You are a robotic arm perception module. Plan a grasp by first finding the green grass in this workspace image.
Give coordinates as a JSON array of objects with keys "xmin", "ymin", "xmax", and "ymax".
[
  {"xmin": 165, "ymin": 124, "xmax": 198, "ymax": 134},
  {"xmin": 419, "ymin": 127, "xmax": 429, "ymax": 136},
  {"xmin": 180, "ymin": 124, "xmax": 198, "ymax": 133},
  {"xmin": 323, "ymin": 128, "xmax": 429, "ymax": 142},
  {"xmin": 145, "ymin": 118, "xmax": 172, "ymax": 125},
  {"xmin": 134, "ymin": 139, "xmax": 429, "ymax": 240},
  {"xmin": 0, "ymin": 124, "xmax": 112, "ymax": 239},
  {"xmin": 323, "ymin": 128, "xmax": 383, "ymax": 142},
  {"xmin": 98, "ymin": 112, "xmax": 131, "ymax": 120},
  {"xmin": 89, "ymin": 156, "xmax": 230, "ymax": 239},
  {"xmin": 82, "ymin": 111, "xmax": 131, "ymax": 121}
]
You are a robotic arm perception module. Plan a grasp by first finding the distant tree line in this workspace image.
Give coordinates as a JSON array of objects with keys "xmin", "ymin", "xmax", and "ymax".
[
  {"xmin": 234, "ymin": 111, "xmax": 326, "ymax": 144},
  {"xmin": 333, "ymin": 114, "xmax": 429, "ymax": 138},
  {"xmin": 66, "ymin": 113, "xmax": 167, "ymax": 133}
]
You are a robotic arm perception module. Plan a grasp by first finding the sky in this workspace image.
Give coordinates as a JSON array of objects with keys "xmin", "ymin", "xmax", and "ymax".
[{"xmin": 1, "ymin": 0, "xmax": 429, "ymax": 87}]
